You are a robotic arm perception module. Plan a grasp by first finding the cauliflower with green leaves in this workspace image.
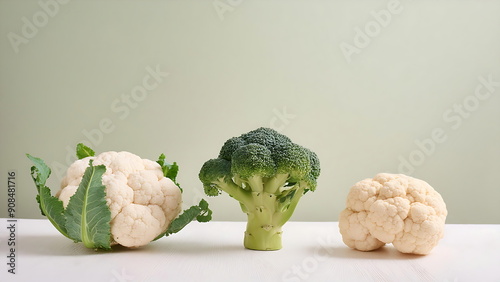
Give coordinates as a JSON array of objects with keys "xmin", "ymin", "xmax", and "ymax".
[{"xmin": 27, "ymin": 144, "xmax": 211, "ymax": 250}]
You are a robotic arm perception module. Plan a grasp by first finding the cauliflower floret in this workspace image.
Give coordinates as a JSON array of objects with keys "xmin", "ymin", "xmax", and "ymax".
[
  {"xmin": 339, "ymin": 173, "xmax": 447, "ymax": 255},
  {"xmin": 57, "ymin": 151, "xmax": 182, "ymax": 248}
]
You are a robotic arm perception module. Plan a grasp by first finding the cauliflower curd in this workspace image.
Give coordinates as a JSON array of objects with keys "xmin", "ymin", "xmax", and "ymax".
[
  {"xmin": 339, "ymin": 173, "xmax": 447, "ymax": 255},
  {"xmin": 57, "ymin": 151, "xmax": 182, "ymax": 248}
]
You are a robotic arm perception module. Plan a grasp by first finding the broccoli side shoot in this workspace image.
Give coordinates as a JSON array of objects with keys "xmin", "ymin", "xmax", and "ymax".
[{"xmin": 199, "ymin": 127, "xmax": 321, "ymax": 250}]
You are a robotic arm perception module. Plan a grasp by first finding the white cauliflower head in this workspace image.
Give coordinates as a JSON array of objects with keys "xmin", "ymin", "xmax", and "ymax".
[
  {"xmin": 57, "ymin": 151, "xmax": 182, "ymax": 248},
  {"xmin": 339, "ymin": 173, "xmax": 447, "ymax": 255}
]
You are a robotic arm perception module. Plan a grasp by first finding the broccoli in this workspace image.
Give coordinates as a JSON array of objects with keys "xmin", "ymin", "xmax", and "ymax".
[{"xmin": 199, "ymin": 127, "xmax": 320, "ymax": 250}]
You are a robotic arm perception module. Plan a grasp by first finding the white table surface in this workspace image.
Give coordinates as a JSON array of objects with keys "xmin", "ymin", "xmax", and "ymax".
[{"xmin": 1, "ymin": 219, "xmax": 499, "ymax": 282}]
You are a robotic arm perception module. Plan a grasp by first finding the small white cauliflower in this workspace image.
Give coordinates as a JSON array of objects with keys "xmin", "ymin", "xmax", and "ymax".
[
  {"xmin": 57, "ymin": 151, "xmax": 182, "ymax": 248},
  {"xmin": 339, "ymin": 173, "xmax": 447, "ymax": 255}
]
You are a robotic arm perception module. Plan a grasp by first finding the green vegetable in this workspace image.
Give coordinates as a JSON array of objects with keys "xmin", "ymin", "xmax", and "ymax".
[{"xmin": 199, "ymin": 127, "xmax": 320, "ymax": 250}]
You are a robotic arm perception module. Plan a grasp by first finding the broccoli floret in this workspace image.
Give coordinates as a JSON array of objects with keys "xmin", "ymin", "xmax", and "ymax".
[
  {"xmin": 199, "ymin": 158, "xmax": 230, "ymax": 196},
  {"xmin": 199, "ymin": 127, "xmax": 321, "ymax": 250}
]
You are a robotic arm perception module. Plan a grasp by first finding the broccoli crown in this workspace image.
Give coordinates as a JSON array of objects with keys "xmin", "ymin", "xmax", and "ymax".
[
  {"xmin": 199, "ymin": 127, "xmax": 321, "ymax": 250},
  {"xmin": 200, "ymin": 127, "xmax": 320, "ymax": 193}
]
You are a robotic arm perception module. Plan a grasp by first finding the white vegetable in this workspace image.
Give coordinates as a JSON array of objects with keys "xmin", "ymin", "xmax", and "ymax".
[
  {"xmin": 57, "ymin": 151, "xmax": 182, "ymax": 248},
  {"xmin": 339, "ymin": 173, "xmax": 447, "ymax": 255}
]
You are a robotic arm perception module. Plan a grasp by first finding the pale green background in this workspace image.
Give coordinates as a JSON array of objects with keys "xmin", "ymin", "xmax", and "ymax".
[{"xmin": 1, "ymin": 0, "xmax": 499, "ymax": 223}]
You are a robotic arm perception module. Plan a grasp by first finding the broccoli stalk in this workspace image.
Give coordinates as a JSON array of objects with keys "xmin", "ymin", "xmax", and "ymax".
[{"xmin": 199, "ymin": 128, "xmax": 320, "ymax": 250}]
